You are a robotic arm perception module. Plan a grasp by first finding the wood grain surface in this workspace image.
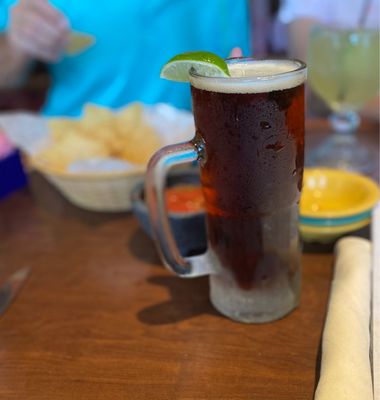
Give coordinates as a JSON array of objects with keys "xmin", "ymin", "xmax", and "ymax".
[{"xmin": 0, "ymin": 119, "xmax": 377, "ymax": 399}]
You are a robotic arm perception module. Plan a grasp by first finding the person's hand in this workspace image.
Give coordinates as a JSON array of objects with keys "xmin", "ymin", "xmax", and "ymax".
[{"xmin": 7, "ymin": 0, "xmax": 70, "ymax": 62}]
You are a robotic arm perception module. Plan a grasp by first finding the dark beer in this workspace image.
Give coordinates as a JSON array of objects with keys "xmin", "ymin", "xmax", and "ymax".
[{"xmin": 190, "ymin": 60, "xmax": 306, "ymax": 321}]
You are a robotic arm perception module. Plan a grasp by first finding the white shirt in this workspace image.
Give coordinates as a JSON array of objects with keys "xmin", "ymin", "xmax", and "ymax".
[{"xmin": 279, "ymin": 0, "xmax": 379, "ymax": 29}]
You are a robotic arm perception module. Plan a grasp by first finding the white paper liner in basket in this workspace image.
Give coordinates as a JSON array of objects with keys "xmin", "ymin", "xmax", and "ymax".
[{"xmin": 0, "ymin": 104, "xmax": 194, "ymax": 211}]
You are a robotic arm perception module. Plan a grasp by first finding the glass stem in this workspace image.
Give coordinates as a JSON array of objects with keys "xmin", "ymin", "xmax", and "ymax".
[{"xmin": 329, "ymin": 111, "xmax": 360, "ymax": 136}]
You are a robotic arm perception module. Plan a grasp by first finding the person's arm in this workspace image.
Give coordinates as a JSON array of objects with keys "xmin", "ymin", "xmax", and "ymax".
[
  {"xmin": 0, "ymin": 0, "xmax": 70, "ymax": 88},
  {"xmin": 287, "ymin": 18, "xmax": 317, "ymax": 61},
  {"xmin": 250, "ymin": 0, "xmax": 271, "ymax": 57},
  {"xmin": 285, "ymin": 18, "xmax": 331, "ymax": 117}
]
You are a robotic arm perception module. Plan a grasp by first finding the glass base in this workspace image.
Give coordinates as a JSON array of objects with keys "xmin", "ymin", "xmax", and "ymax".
[
  {"xmin": 209, "ymin": 273, "xmax": 299, "ymax": 324},
  {"xmin": 307, "ymin": 133, "xmax": 376, "ymax": 175}
]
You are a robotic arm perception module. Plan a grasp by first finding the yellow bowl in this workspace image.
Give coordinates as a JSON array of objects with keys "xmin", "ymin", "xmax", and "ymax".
[
  {"xmin": 300, "ymin": 168, "xmax": 380, "ymax": 221},
  {"xmin": 300, "ymin": 218, "xmax": 371, "ymax": 243}
]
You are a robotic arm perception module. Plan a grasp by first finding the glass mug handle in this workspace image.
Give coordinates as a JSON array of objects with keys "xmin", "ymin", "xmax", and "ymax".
[{"xmin": 145, "ymin": 139, "xmax": 213, "ymax": 277}]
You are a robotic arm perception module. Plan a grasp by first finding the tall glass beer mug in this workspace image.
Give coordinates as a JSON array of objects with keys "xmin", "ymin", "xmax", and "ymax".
[{"xmin": 146, "ymin": 58, "xmax": 307, "ymax": 323}]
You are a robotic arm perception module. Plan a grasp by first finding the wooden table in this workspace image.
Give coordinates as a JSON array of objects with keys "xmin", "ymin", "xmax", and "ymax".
[{"xmin": 0, "ymin": 120, "xmax": 378, "ymax": 399}]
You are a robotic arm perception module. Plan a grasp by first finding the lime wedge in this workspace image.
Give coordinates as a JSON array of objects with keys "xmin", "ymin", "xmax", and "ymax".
[{"xmin": 160, "ymin": 51, "xmax": 230, "ymax": 82}]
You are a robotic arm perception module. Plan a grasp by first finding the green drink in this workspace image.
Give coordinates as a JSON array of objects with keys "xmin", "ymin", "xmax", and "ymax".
[
  {"xmin": 307, "ymin": 26, "xmax": 379, "ymax": 174},
  {"xmin": 309, "ymin": 28, "xmax": 379, "ymax": 112}
]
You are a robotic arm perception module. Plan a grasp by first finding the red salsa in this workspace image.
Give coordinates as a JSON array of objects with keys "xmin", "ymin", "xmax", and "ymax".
[{"xmin": 165, "ymin": 184, "xmax": 204, "ymax": 213}]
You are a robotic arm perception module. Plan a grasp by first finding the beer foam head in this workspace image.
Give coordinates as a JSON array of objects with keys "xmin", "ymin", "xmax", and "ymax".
[{"xmin": 190, "ymin": 59, "xmax": 307, "ymax": 94}]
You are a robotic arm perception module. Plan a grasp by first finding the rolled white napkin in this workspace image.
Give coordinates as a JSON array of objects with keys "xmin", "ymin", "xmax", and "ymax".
[
  {"xmin": 372, "ymin": 204, "xmax": 380, "ymax": 399},
  {"xmin": 315, "ymin": 237, "xmax": 373, "ymax": 400}
]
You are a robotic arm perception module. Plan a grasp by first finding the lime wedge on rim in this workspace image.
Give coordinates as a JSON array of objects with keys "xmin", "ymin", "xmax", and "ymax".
[{"xmin": 160, "ymin": 51, "xmax": 230, "ymax": 82}]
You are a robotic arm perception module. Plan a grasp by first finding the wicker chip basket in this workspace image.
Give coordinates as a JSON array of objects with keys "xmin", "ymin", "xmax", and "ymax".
[
  {"xmin": 0, "ymin": 106, "xmax": 194, "ymax": 212},
  {"xmin": 31, "ymin": 157, "xmax": 146, "ymax": 212}
]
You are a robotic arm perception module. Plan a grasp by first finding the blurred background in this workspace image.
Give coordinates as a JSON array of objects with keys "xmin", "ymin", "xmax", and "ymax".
[
  {"xmin": 0, "ymin": 0, "xmax": 379, "ymax": 204},
  {"xmin": 0, "ymin": 0, "xmax": 378, "ymax": 120},
  {"xmin": 1, "ymin": 0, "xmax": 285, "ymax": 113}
]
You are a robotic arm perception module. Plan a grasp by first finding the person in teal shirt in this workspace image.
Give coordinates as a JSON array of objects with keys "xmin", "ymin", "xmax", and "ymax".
[{"xmin": 0, "ymin": 0, "xmax": 250, "ymax": 116}]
